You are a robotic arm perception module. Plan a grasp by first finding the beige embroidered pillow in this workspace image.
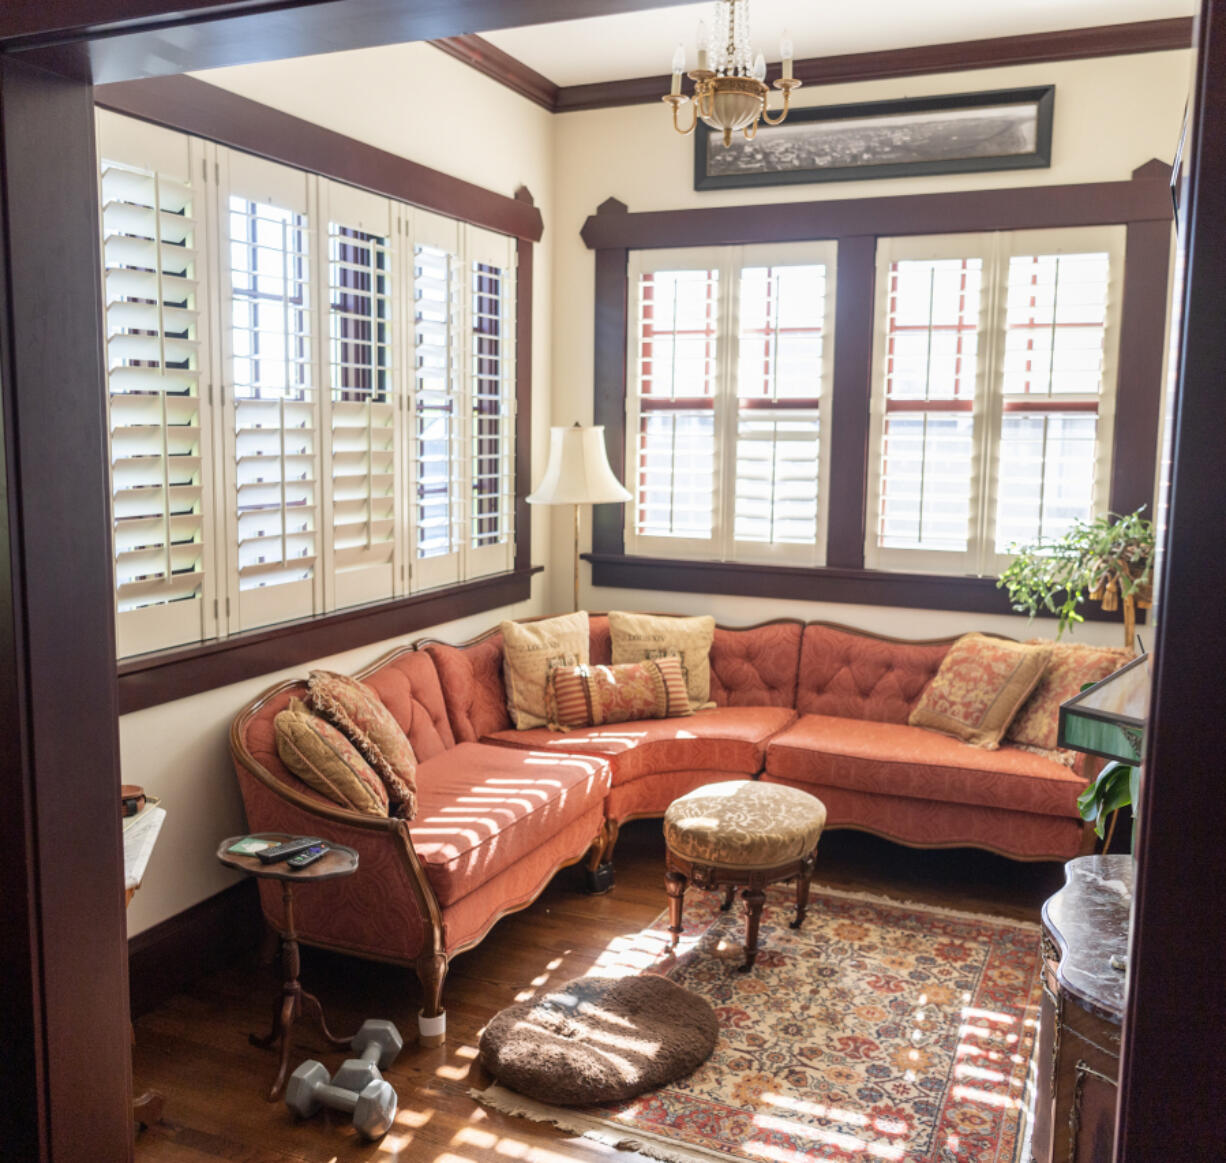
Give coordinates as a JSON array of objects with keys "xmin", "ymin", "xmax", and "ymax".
[
  {"xmin": 274, "ymin": 698, "xmax": 389, "ymax": 816},
  {"xmin": 909, "ymin": 634, "xmax": 1052, "ymax": 750},
  {"xmin": 501, "ymin": 611, "xmax": 590, "ymax": 730},
  {"xmin": 609, "ymin": 611, "xmax": 716, "ymax": 709}
]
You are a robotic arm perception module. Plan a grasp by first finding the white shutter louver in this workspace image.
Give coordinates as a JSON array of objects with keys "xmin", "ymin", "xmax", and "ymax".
[
  {"xmin": 411, "ymin": 219, "xmax": 464, "ymax": 591},
  {"xmin": 99, "ymin": 115, "xmax": 216, "ymax": 658},
  {"xmin": 223, "ymin": 154, "xmax": 320, "ymax": 631},
  {"xmin": 466, "ymin": 227, "xmax": 516, "ymax": 578},
  {"xmin": 323, "ymin": 189, "xmax": 397, "ymax": 609}
]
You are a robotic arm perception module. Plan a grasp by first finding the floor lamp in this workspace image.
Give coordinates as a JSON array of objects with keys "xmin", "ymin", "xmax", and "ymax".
[{"xmin": 527, "ymin": 423, "xmax": 631, "ymax": 612}]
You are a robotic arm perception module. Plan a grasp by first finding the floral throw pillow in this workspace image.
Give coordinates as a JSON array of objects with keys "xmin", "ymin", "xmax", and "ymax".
[
  {"xmin": 909, "ymin": 634, "xmax": 1053, "ymax": 750},
  {"xmin": 547, "ymin": 657, "xmax": 693, "ymax": 731},
  {"xmin": 274, "ymin": 698, "xmax": 389, "ymax": 817},
  {"xmin": 1006, "ymin": 641, "xmax": 1134, "ymax": 754},
  {"xmin": 307, "ymin": 670, "xmax": 417, "ymax": 819}
]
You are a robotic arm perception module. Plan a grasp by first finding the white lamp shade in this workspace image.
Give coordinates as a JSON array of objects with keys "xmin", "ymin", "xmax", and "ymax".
[{"xmin": 526, "ymin": 425, "xmax": 631, "ymax": 506}]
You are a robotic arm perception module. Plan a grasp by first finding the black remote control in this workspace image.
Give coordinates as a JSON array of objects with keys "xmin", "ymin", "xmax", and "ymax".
[
  {"xmin": 286, "ymin": 843, "xmax": 329, "ymax": 870},
  {"xmin": 257, "ymin": 836, "xmax": 323, "ymax": 864}
]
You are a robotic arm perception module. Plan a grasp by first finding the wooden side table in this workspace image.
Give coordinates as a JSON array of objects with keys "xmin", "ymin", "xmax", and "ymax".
[
  {"xmin": 217, "ymin": 834, "xmax": 360, "ymax": 1101},
  {"xmin": 126, "ymin": 805, "xmax": 167, "ymax": 1130},
  {"xmin": 1033, "ymin": 854, "xmax": 1131, "ymax": 1163}
]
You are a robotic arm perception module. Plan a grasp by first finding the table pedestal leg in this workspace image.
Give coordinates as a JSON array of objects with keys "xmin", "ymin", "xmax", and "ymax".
[{"xmin": 249, "ymin": 882, "xmax": 354, "ymax": 1101}]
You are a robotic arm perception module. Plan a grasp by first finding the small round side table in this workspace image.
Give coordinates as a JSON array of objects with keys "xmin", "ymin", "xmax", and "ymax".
[{"xmin": 217, "ymin": 833, "xmax": 359, "ymax": 1101}]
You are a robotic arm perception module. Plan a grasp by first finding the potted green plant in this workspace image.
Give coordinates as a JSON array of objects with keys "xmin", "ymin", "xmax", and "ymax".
[
  {"xmin": 996, "ymin": 508, "xmax": 1155, "ymax": 650},
  {"xmin": 1077, "ymin": 760, "xmax": 1140, "ymax": 851}
]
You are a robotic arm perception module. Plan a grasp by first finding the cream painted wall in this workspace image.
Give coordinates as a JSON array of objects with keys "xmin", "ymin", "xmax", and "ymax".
[
  {"xmin": 124, "ymin": 45, "xmax": 556, "ymax": 937},
  {"xmin": 550, "ymin": 50, "xmax": 1192, "ymax": 634}
]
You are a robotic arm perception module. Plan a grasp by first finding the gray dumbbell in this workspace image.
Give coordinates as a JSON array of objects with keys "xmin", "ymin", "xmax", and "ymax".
[
  {"xmin": 332, "ymin": 1019, "xmax": 404, "ymax": 1094},
  {"xmin": 284, "ymin": 1059, "xmax": 397, "ymax": 1140}
]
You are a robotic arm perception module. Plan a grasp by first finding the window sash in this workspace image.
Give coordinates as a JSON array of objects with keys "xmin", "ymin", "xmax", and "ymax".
[
  {"xmin": 625, "ymin": 242, "xmax": 836, "ymax": 565},
  {"xmin": 866, "ymin": 227, "xmax": 1124, "ymax": 577}
]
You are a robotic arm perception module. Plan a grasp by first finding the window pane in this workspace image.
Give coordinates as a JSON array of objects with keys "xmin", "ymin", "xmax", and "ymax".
[
  {"xmin": 637, "ymin": 269, "xmax": 719, "ymax": 399},
  {"xmin": 414, "ymin": 243, "xmax": 460, "ymax": 561},
  {"xmin": 635, "ymin": 410, "xmax": 715, "ymax": 540},
  {"xmin": 1002, "ymin": 252, "xmax": 1110, "ymax": 396},
  {"xmin": 328, "ymin": 224, "xmax": 394, "ymax": 590},
  {"xmin": 228, "ymin": 197, "xmax": 317, "ymax": 592},
  {"xmin": 878, "ymin": 412, "xmax": 975, "ymax": 552},
  {"xmin": 737, "ymin": 264, "xmax": 826, "ymax": 401},
  {"xmin": 995, "ymin": 412, "xmax": 1099, "ymax": 551},
  {"xmin": 885, "ymin": 259, "xmax": 982, "ymax": 401}
]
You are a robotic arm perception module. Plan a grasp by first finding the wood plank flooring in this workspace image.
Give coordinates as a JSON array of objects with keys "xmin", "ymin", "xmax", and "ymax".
[{"xmin": 132, "ymin": 820, "xmax": 1064, "ymax": 1162}]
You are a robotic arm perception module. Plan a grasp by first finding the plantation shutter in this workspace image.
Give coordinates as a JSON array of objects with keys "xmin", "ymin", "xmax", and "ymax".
[
  {"xmin": 465, "ymin": 226, "xmax": 517, "ymax": 579},
  {"xmin": 219, "ymin": 151, "xmax": 322, "ymax": 632},
  {"xmin": 988, "ymin": 226, "xmax": 1124, "ymax": 567},
  {"xmin": 729, "ymin": 242, "xmax": 836, "ymax": 564},
  {"xmin": 866, "ymin": 235, "xmax": 993, "ymax": 574},
  {"xmin": 319, "ymin": 180, "xmax": 401, "ymax": 610},
  {"xmin": 410, "ymin": 210, "xmax": 464, "ymax": 591},
  {"xmin": 98, "ymin": 112, "xmax": 218, "ymax": 658},
  {"xmin": 625, "ymin": 249, "xmax": 722, "ymax": 558}
]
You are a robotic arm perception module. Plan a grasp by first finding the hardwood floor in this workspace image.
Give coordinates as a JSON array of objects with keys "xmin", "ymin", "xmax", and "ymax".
[{"xmin": 132, "ymin": 819, "xmax": 1064, "ymax": 1161}]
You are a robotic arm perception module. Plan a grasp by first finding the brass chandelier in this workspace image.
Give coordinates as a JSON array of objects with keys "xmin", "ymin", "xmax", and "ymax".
[{"xmin": 663, "ymin": 0, "xmax": 801, "ymax": 147}]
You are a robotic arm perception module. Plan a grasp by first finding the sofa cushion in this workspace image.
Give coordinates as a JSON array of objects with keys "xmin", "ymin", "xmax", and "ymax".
[
  {"xmin": 765, "ymin": 714, "xmax": 1085, "ymax": 819},
  {"xmin": 359, "ymin": 649, "xmax": 455, "ymax": 761},
  {"xmin": 909, "ymin": 634, "xmax": 1052, "ymax": 750},
  {"xmin": 307, "ymin": 669, "xmax": 418, "ymax": 818},
  {"xmin": 424, "ymin": 636, "xmax": 510, "ymax": 743},
  {"xmin": 797, "ymin": 623, "xmax": 953, "ymax": 723},
  {"xmin": 274, "ymin": 698, "xmax": 389, "ymax": 816},
  {"xmin": 409, "ymin": 742, "xmax": 610, "ymax": 907},
  {"xmin": 548, "ymin": 657, "xmax": 692, "ymax": 730},
  {"xmin": 610, "ymin": 611, "xmax": 715, "ymax": 708},
  {"xmin": 709, "ymin": 620, "xmax": 803, "ymax": 708},
  {"xmin": 482, "ymin": 705, "xmax": 796, "ymax": 786},
  {"xmin": 1007, "ymin": 640, "xmax": 1134, "ymax": 754}
]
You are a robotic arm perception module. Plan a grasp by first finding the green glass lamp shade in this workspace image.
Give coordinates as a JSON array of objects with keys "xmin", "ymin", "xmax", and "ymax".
[{"xmin": 1058, "ymin": 652, "xmax": 1150, "ymax": 764}]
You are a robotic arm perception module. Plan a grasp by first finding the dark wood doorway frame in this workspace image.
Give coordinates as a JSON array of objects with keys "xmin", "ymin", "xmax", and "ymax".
[{"xmin": 0, "ymin": 2, "xmax": 1223, "ymax": 1160}]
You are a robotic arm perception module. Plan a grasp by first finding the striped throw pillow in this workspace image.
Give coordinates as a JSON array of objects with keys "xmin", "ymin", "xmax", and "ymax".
[{"xmin": 547, "ymin": 657, "xmax": 693, "ymax": 731}]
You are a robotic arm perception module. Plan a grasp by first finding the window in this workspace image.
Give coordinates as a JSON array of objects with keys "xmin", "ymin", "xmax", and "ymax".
[
  {"xmin": 866, "ymin": 227, "xmax": 1124, "ymax": 575},
  {"xmin": 98, "ymin": 111, "xmax": 518, "ymax": 657},
  {"xmin": 625, "ymin": 243, "xmax": 837, "ymax": 564}
]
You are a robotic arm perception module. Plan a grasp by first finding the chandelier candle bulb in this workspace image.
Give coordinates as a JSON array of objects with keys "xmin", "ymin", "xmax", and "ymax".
[
  {"xmin": 752, "ymin": 52, "xmax": 766, "ymax": 81},
  {"xmin": 781, "ymin": 31, "xmax": 794, "ymax": 79},
  {"xmin": 671, "ymin": 43, "xmax": 686, "ymax": 95},
  {"xmin": 696, "ymin": 20, "xmax": 709, "ymax": 72}
]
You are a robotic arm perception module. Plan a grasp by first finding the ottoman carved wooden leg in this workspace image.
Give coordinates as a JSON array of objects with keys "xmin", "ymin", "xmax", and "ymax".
[
  {"xmin": 666, "ymin": 868, "xmax": 688, "ymax": 947},
  {"xmin": 662, "ymin": 781, "xmax": 827, "ymax": 973}
]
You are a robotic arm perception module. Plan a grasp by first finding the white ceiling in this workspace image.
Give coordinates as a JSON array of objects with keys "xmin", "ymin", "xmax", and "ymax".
[{"xmin": 481, "ymin": 0, "xmax": 1194, "ymax": 87}]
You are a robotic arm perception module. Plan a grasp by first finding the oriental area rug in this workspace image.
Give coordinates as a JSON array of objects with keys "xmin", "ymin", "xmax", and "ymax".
[{"xmin": 474, "ymin": 883, "xmax": 1041, "ymax": 1163}]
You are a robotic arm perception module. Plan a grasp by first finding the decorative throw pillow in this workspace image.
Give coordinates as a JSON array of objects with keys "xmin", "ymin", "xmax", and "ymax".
[
  {"xmin": 1005, "ymin": 641, "xmax": 1134, "ymax": 754},
  {"xmin": 307, "ymin": 670, "xmax": 418, "ymax": 820},
  {"xmin": 608, "ymin": 611, "xmax": 716, "ymax": 709},
  {"xmin": 274, "ymin": 698, "xmax": 389, "ymax": 817},
  {"xmin": 501, "ymin": 611, "xmax": 590, "ymax": 730},
  {"xmin": 547, "ymin": 657, "xmax": 693, "ymax": 730},
  {"xmin": 909, "ymin": 634, "xmax": 1053, "ymax": 750}
]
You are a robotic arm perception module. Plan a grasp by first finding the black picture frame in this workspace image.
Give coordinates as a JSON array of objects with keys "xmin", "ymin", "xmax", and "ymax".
[{"xmin": 694, "ymin": 85, "xmax": 1055, "ymax": 191}]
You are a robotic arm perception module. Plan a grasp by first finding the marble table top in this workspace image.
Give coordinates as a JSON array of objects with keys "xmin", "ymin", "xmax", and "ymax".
[
  {"xmin": 1042, "ymin": 853, "xmax": 1133, "ymax": 1023},
  {"xmin": 123, "ymin": 806, "xmax": 166, "ymax": 893}
]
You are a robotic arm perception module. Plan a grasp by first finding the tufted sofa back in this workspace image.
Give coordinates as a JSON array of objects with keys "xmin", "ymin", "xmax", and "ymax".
[
  {"xmin": 796, "ymin": 623, "xmax": 953, "ymax": 723},
  {"xmin": 709, "ymin": 620, "xmax": 803, "ymax": 707},
  {"xmin": 357, "ymin": 648, "xmax": 456, "ymax": 759}
]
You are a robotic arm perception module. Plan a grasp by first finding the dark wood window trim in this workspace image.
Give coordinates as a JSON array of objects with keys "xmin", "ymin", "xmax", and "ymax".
[
  {"xmin": 586, "ymin": 164, "xmax": 1172, "ymax": 618},
  {"xmin": 117, "ymin": 566, "xmax": 542, "ymax": 714},
  {"xmin": 94, "ymin": 76, "xmax": 541, "ymax": 712}
]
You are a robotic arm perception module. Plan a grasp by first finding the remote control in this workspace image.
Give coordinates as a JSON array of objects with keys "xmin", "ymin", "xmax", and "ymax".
[
  {"xmin": 256, "ymin": 836, "xmax": 323, "ymax": 864},
  {"xmin": 286, "ymin": 843, "xmax": 329, "ymax": 870}
]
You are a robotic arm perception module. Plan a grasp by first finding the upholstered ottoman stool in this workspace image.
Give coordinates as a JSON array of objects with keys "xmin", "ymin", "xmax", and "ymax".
[{"xmin": 663, "ymin": 781, "xmax": 827, "ymax": 972}]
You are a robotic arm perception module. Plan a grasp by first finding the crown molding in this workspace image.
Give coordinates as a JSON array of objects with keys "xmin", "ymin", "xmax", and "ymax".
[{"xmin": 431, "ymin": 17, "xmax": 1194, "ymax": 115}]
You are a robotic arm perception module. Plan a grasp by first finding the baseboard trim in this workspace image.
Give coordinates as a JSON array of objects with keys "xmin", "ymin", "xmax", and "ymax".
[{"xmin": 128, "ymin": 879, "xmax": 262, "ymax": 1018}]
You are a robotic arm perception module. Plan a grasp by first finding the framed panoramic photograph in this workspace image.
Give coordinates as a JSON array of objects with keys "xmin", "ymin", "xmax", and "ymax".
[{"xmin": 695, "ymin": 85, "xmax": 1055, "ymax": 191}]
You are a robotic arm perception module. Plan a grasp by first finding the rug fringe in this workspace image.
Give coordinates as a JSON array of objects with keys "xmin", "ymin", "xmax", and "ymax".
[
  {"xmin": 470, "ymin": 1084, "xmax": 737, "ymax": 1163},
  {"xmin": 808, "ymin": 882, "xmax": 1041, "ymax": 932}
]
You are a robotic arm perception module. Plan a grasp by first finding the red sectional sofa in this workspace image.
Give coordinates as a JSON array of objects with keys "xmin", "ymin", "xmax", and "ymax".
[{"xmin": 230, "ymin": 614, "xmax": 1093, "ymax": 1043}]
